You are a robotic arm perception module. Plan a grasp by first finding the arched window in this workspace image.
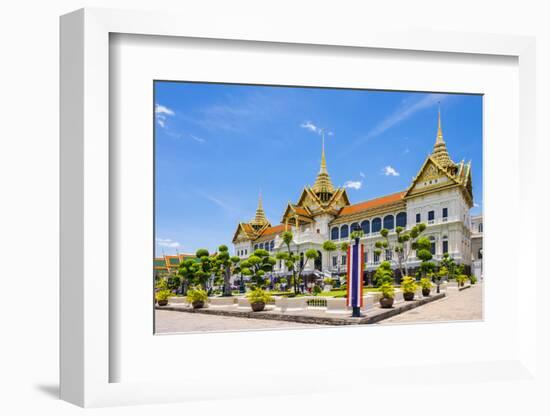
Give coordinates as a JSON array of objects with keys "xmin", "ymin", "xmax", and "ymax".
[
  {"xmin": 371, "ymin": 218, "xmax": 381, "ymax": 233},
  {"xmin": 331, "ymin": 227, "xmax": 339, "ymax": 240},
  {"xmin": 259, "ymin": 243, "xmax": 264, "ymax": 250},
  {"xmin": 442, "ymin": 235, "xmax": 449, "ymax": 254},
  {"xmin": 254, "ymin": 244, "xmax": 258, "ymax": 251},
  {"xmin": 350, "ymin": 222, "xmax": 361, "ymax": 233},
  {"xmin": 270, "ymin": 240, "xmax": 275, "ymax": 251},
  {"xmin": 383, "ymin": 215, "xmax": 394, "ymax": 230},
  {"xmin": 340, "ymin": 224, "xmax": 349, "ymax": 239},
  {"xmin": 396, "ymin": 212, "xmax": 407, "ymax": 228},
  {"xmin": 429, "ymin": 236, "xmax": 436, "ymax": 255},
  {"xmin": 361, "ymin": 220, "xmax": 370, "ymax": 234},
  {"xmin": 478, "ymin": 223, "xmax": 483, "ymax": 233}
]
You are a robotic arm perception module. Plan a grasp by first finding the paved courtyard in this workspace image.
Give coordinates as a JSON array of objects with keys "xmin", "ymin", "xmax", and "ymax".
[
  {"xmin": 155, "ymin": 309, "xmax": 324, "ymax": 333},
  {"xmin": 380, "ymin": 282, "xmax": 483, "ymax": 325},
  {"xmin": 155, "ymin": 283, "xmax": 483, "ymax": 334}
]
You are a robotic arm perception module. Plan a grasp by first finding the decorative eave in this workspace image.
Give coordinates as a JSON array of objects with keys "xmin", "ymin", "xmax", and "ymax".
[{"xmin": 404, "ymin": 155, "xmax": 460, "ymax": 199}]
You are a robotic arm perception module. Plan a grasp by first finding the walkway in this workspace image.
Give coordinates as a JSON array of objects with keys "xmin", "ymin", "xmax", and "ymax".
[{"xmin": 380, "ymin": 282, "xmax": 483, "ymax": 324}]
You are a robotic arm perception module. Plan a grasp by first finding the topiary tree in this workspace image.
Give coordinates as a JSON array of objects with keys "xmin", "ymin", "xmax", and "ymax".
[
  {"xmin": 239, "ymin": 249, "xmax": 276, "ymax": 289},
  {"xmin": 280, "ymin": 231, "xmax": 299, "ymax": 294},
  {"xmin": 440, "ymin": 253, "xmax": 457, "ymax": 280},
  {"xmin": 372, "ymin": 261, "xmax": 394, "ymax": 287},
  {"xmin": 296, "ymin": 248, "xmax": 319, "ymax": 292},
  {"xmin": 322, "ymin": 240, "xmax": 337, "ymax": 271},
  {"xmin": 212, "ymin": 245, "xmax": 241, "ymax": 296},
  {"xmin": 339, "ymin": 241, "xmax": 350, "ymax": 283},
  {"xmin": 194, "ymin": 248, "xmax": 215, "ymax": 291},
  {"xmin": 415, "ymin": 236, "xmax": 434, "ymax": 279},
  {"xmin": 377, "ymin": 223, "xmax": 427, "ymax": 278}
]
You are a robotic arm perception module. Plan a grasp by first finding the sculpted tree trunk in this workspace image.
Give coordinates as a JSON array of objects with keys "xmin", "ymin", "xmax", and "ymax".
[{"xmin": 223, "ymin": 265, "xmax": 232, "ymax": 296}]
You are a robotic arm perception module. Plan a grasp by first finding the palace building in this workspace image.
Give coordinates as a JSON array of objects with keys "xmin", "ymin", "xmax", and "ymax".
[{"xmin": 232, "ymin": 111, "xmax": 483, "ymax": 281}]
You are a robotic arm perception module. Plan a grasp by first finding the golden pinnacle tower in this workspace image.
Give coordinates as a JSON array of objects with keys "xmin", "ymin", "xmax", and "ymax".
[
  {"xmin": 250, "ymin": 192, "xmax": 269, "ymax": 229},
  {"xmin": 431, "ymin": 106, "xmax": 455, "ymax": 169},
  {"xmin": 312, "ymin": 132, "xmax": 335, "ymax": 202}
]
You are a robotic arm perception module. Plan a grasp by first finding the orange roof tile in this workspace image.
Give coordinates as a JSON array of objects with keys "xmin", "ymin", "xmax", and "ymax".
[
  {"xmin": 293, "ymin": 206, "xmax": 310, "ymax": 217},
  {"xmin": 260, "ymin": 224, "xmax": 285, "ymax": 236},
  {"xmin": 338, "ymin": 191, "xmax": 406, "ymax": 216}
]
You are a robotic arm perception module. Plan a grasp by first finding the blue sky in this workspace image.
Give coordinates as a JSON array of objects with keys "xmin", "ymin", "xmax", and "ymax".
[{"xmin": 155, "ymin": 82, "xmax": 483, "ymax": 256}]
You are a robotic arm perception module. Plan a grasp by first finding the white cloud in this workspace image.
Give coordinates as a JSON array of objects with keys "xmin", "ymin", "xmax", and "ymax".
[
  {"xmin": 301, "ymin": 121, "xmax": 319, "ymax": 133},
  {"xmin": 300, "ymin": 121, "xmax": 333, "ymax": 136},
  {"xmin": 155, "ymin": 103, "xmax": 175, "ymax": 128},
  {"xmin": 367, "ymin": 94, "xmax": 444, "ymax": 139},
  {"xmin": 359, "ymin": 171, "xmax": 366, "ymax": 178},
  {"xmin": 156, "ymin": 238, "xmax": 180, "ymax": 248},
  {"xmin": 382, "ymin": 166, "xmax": 400, "ymax": 176},
  {"xmin": 190, "ymin": 134, "xmax": 205, "ymax": 144},
  {"xmin": 474, "ymin": 203, "xmax": 480, "ymax": 208},
  {"xmin": 155, "ymin": 104, "xmax": 175, "ymax": 116},
  {"xmin": 343, "ymin": 180, "xmax": 362, "ymax": 190}
]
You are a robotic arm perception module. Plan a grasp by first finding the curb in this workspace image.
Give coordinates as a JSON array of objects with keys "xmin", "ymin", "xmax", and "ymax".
[{"xmin": 156, "ymin": 293, "xmax": 446, "ymax": 326}]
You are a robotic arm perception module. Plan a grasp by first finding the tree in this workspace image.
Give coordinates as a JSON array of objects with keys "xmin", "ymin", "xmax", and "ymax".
[
  {"xmin": 295, "ymin": 249, "xmax": 319, "ymax": 292},
  {"xmin": 415, "ymin": 236, "xmax": 434, "ymax": 278},
  {"xmin": 194, "ymin": 248, "xmax": 215, "ymax": 290},
  {"xmin": 240, "ymin": 249, "xmax": 276, "ymax": 289},
  {"xmin": 322, "ymin": 240, "xmax": 337, "ymax": 271},
  {"xmin": 212, "ymin": 245, "xmax": 240, "ymax": 296},
  {"xmin": 377, "ymin": 223, "xmax": 427, "ymax": 278},
  {"xmin": 280, "ymin": 231, "xmax": 299, "ymax": 294},
  {"xmin": 440, "ymin": 253, "xmax": 456, "ymax": 280},
  {"xmin": 372, "ymin": 261, "xmax": 394, "ymax": 287},
  {"xmin": 177, "ymin": 258, "xmax": 200, "ymax": 294}
]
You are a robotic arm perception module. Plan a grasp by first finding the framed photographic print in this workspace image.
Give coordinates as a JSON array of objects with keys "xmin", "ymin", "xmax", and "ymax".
[{"xmin": 60, "ymin": 7, "xmax": 538, "ymax": 408}]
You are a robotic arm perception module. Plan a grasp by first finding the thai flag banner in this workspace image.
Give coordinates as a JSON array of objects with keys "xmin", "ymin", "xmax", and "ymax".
[{"xmin": 346, "ymin": 240, "xmax": 364, "ymax": 308}]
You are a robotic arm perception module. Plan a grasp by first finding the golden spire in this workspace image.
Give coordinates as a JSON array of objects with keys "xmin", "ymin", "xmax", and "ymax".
[
  {"xmin": 312, "ymin": 130, "xmax": 335, "ymax": 201},
  {"xmin": 250, "ymin": 191, "xmax": 269, "ymax": 228},
  {"xmin": 431, "ymin": 105, "xmax": 454, "ymax": 168}
]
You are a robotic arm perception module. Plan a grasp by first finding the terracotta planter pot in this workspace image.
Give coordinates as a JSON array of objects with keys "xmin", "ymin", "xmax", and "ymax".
[
  {"xmin": 157, "ymin": 299, "xmax": 168, "ymax": 306},
  {"xmin": 251, "ymin": 301, "xmax": 266, "ymax": 312},
  {"xmin": 403, "ymin": 292, "xmax": 415, "ymax": 301},
  {"xmin": 422, "ymin": 288, "xmax": 431, "ymax": 297},
  {"xmin": 192, "ymin": 300, "xmax": 205, "ymax": 309},
  {"xmin": 379, "ymin": 297, "xmax": 394, "ymax": 308},
  {"xmin": 460, "ymin": 281, "xmax": 465, "ymax": 287}
]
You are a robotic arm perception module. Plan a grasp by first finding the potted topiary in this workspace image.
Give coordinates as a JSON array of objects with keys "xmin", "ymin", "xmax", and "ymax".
[
  {"xmin": 186, "ymin": 287, "xmax": 208, "ymax": 309},
  {"xmin": 155, "ymin": 289, "xmax": 171, "ymax": 306},
  {"xmin": 420, "ymin": 277, "xmax": 432, "ymax": 297},
  {"xmin": 457, "ymin": 274, "xmax": 468, "ymax": 287},
  {"xmin": 401, "ymin": 276, "xmax": 417, "ymax": 301},
  {"xmin": 379, "ymin": 282, "xmax": 395, "ymax": 308},
  {"xmin": 246, "ymin": 287, "xmax": 272, "ymax": 312}
]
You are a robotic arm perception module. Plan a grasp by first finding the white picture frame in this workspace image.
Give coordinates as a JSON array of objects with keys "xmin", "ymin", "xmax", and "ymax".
[{"xmin": 60, "ymin": 8, "xmax": 538, "ymax": 408}]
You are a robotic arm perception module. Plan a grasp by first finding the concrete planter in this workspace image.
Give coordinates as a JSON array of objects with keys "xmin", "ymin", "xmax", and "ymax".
[
  {"xmin": 326, "ymin": 297, "xmax": 349, "ymax": 314},
  {"xmin": 208, "ymin": 297, "xmax": 236, "ymax": 306},
  {"xmin": 275, "ymin": 297, "xmax": 307, "ymax": 312},
  {"xmin": 237, "ymin": 297, "xmax": 250, "ymax": 308}
]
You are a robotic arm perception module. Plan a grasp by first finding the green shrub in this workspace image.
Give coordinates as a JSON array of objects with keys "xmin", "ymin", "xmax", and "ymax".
[
  {"xmin": 312, "ymin": 285, "xmax": 322, "ymax": 295},
  {"xmin": 380, "ymin": 282, "xmax": 395, "ymax": 299},
  {"xmin": 246, "ymin": 288, "xmax": 273, "ymax": 304},
  {"xmin": 155, "ymin": 289, "xmax": 171, "ymax": 302},
  {"xmin": 469, "ymin": 275, "xmax": 478, "ymax": 284},
  {"xmin": 186, "ymin": 287, "xmax": 208, "ymax": 303},
  {"xmin": 456, "ymin": 274, "xmax": 468, "ymax": 286},
  {"xmin": 419, "ymin": 277, "xmax": 433, "ymax": 290},
  {"xmin": 323, "ymin": 277, "xmax": 334, "ymax": 285},
  {"xmin": 373, "ymin": 261, "xmax": 394, "ymax": 287},
  {"xmin": 400, "ymin": 276, "xmax": 417, "ymax": 294},
  {"xmin": 340, "ymin": 284, "xmax": 347, "ymax": 291}
]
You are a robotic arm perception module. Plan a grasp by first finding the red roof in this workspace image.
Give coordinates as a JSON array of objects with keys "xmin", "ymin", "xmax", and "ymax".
[
  {"xmin": 260, "ymin": 224, "xmax": 285, "ymax": 236},
  {"xmin": 339, "ymin": 191, "xmax": 406, "ymax": 216}
]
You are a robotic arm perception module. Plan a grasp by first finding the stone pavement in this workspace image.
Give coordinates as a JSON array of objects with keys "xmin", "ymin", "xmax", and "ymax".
[
  {"xmin": 155, "ymin": 309, "xmax": 323, "ymax": 334},
  {"xmin": 379, "ymin": 282, "xmax": 483, "ymax": 324}
]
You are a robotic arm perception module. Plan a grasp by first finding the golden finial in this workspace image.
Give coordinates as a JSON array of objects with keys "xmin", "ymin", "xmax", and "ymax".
[
  {"xmin": 312, "ymin": 129, "xmax": 335, "ymax": 201},
  {"xmin": 436, "ymin": 102, "xmax": 444, "ymax": 144},
  {"xmin": 431, "ymin": 104, "xmax": 454, "ymax": 168},
  {"xmin": 251, "ymin": 190, "xmax": 268, "ymax": 227}
]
